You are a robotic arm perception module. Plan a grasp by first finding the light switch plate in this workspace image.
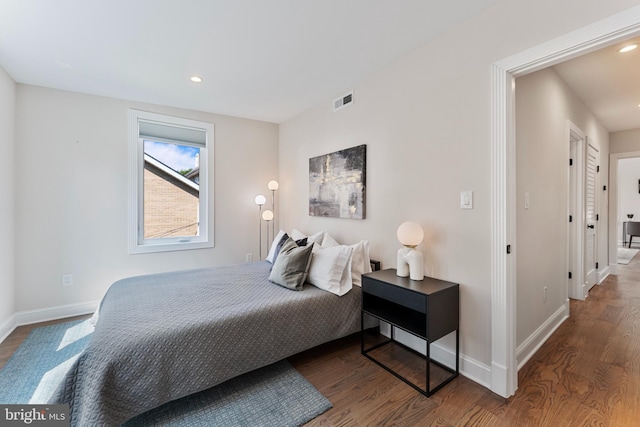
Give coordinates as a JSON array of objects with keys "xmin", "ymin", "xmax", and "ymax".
[
  {"xmin": 460, "ymin": 191, "xmax": 473, "ymax": 209},
  {"xmin": 62, "ymin": 274, "xmax": 73, "ymax": 287}
]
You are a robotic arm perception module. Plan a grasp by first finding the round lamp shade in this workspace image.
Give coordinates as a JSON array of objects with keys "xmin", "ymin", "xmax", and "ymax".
[
  {"xmin": 254, "ymin": 194, "xmax": 266, "ymax": 205},
  {"xmin": 262, "ymin": 209, "xmax": 274, "ymax": 221},
  {"xmin": 267, "ymin": 180, "xmax": 279, "ymax": 191},
  {"xmin": 397, "ymin": 221, "xmax": 424, "ymax": 247}
]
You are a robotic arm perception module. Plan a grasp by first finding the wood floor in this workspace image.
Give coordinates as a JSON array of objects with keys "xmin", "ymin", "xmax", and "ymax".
[
  {"xmin": 2, "ymin": 252, "xmax": 640, "ymax": 426},
  {"xmin": 290, "ymin": 253, "xmax": 640, "ymax": 426}
]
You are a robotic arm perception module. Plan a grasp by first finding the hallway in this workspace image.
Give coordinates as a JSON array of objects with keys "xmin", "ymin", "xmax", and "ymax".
[{"xmin": 510, "ymin": 253, "xmax": 640, "ymax": 425}]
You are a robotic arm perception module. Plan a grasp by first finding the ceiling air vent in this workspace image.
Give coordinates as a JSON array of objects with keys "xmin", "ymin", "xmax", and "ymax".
[{"xmin": 333, "ymin": 91, "xmax": 354, "ymax": 112}]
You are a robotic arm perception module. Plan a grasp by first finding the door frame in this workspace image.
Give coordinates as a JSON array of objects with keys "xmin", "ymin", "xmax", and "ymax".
[
  {"xmin": 490, "ymin": 6, "xmax": 640, "ymax": 398},
  {"xmin": 567, "ymin": 122, "xmax": 586, "ymax": 301}
]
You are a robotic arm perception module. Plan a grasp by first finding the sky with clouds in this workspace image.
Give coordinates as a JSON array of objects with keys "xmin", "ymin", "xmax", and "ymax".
[{"xmin": 144, "ymin": 140, "xmax": 199, "ymax": 172}]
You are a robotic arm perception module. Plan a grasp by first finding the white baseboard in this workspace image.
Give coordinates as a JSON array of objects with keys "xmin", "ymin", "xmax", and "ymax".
[
  {"xmin": 608, "ymin": 263, "xmax": 618, "ymax": 276},
  {"xmin": 0, "ymin": 314, "xmax": 17, "ymax": 345},
  {"xmin": 516, "ymin": 302, "xmax": 569, "ymax": 370},
  {"xmin": 0, "ymin": 300, "xmax": 99, "ymax": 345},
  {"xmin": 381, "ymin": 324, "xmax": 492, "ymax": 390},
  {"xmin": 598, "ymin": 265, "xmax": 611, "ymax": 284},
  {"xmin": 490, "ymin": 360, "xmax": 509, "ymax": 397},
  {"xmin": 431, "ymin": 341, "xmax": 492, "ymax": 389}
]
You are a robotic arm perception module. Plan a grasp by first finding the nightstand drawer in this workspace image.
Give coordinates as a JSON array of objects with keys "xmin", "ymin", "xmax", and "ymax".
[{"xmin": 363, "ymin": 277, "xmax": 426, "ymax": 313}]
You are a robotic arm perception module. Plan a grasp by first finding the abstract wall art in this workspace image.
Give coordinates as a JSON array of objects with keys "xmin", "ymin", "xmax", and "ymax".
[{"xmin": 309, "ymin": 144, "xmax": 366, "ymax": 219}]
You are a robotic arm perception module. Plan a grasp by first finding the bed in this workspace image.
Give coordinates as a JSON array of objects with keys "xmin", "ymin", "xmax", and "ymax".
[{"xmin": 51, "ymin": 260, "xmax": 366, "ymax": 426}]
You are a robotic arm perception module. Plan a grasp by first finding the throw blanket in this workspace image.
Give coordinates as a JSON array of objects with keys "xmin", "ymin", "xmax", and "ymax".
[{"xmin": 51, "ymin": 262, "xmax": 361, "ymax": 426}]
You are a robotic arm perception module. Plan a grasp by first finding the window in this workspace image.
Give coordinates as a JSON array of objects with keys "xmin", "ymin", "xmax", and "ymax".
[{"xmin": 128, "ymin": 109, "xmax": 214, "ymax": 253}]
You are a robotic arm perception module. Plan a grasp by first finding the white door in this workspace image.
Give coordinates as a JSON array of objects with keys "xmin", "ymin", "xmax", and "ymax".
[
  {"xmin": 568, "ymin": 124, "xmax": 586, "ymax": 301},
  {"xmin": 584, "ymin": 141, "xmax": 599, "ymax": 293}
]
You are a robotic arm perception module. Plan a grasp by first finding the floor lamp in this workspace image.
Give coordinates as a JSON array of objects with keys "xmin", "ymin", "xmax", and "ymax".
[
  {"xmin": 254, "ymin": 195, "xmax": 266, "ymax": 259},
  {"xmin": 268, "ymin": 180, "xmax": 278, "ymax": 240},
  {"xmin": 262, "ymin": 209, "xmax": 274, "ymax": 255}
]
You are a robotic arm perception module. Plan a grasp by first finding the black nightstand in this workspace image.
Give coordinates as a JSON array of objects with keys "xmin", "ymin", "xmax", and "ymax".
[{"xmin": 361, "ymin": 268, "xmax": 459, "ymax": 396}]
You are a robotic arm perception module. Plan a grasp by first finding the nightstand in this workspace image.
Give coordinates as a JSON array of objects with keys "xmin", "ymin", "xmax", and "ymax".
[{"xmin": 361, "ymin": 268, "xmax": 459, "ymax": 396}]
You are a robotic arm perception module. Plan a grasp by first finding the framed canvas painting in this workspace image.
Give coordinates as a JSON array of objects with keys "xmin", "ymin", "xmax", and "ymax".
[{"xmin": 309, "ymin": 145, "xmax": 366, "ymax": 219}]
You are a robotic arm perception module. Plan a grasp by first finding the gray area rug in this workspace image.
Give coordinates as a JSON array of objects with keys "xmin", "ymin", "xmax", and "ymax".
[
  {"xmin": 617, "ymin": 247, "xmax": 639, "ymax": 265},
  {"xmin": 0, "ymin": 320, "xmax": 332, "ymax": 426}
]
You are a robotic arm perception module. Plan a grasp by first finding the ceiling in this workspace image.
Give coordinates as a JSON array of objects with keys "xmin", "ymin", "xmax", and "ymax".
[
  {"xmin": 0, "ymin": 0, "xmax": 499, "ymax": 124},
  {"xmin": 552, "ymin": 37, "xmax": 640, "ymax": 133}
]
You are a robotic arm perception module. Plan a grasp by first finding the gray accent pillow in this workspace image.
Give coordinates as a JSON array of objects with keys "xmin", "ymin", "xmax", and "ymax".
[
  {"xmin": 268, "ymin": 238, "xmax": 314, "ymax": 290},
  {"xmin": 270, "ymin": 234, "xmax": 308, "ymax": 270}
]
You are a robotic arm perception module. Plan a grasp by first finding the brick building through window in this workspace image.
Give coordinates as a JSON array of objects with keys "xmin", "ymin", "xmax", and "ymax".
[{"xmin": 143, "ymin": 154, "xmax": 199, "ymax": 239}]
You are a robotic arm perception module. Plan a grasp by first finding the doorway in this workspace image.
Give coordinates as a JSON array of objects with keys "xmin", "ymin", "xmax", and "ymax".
[
  {"xmin": 568, "ymin": 123, "xmax": 586, "ymax": 300},
  {"xmin": 490, "ymin": 7, "xmax": 640, "ymax": 398},
  {"xmin": 610, "ymin": 152, "xmax": 640, "ymax": 265}
]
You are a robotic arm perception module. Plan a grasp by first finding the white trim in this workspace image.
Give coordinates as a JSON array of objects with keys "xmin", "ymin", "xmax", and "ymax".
[
  {"xmin": 0, "ymin": 300, "xmax": 99, "ymax": 345},
  {"xmin": 431, "ymin": 342, "xmax": 492, "ymax": 390},
  {"xmin": 0, "ymin": 314, "xmax": 17, "ymax": 345},
  {"xmin": 14, "ymin": 300, "xmax": 99, "ymax": 326},
  {"xmin": 490, "ymin": 60, "xmax": 518, "ymax": 399},
  {"xmin": 568, "ymin": 122, "xmax": 586, "ymax": 300},
  {"xmin": 491, "ymin": 5, "xmax": 640, "ymax": 398},
  {"xmin": 516, "ymin": 302, "xmax": 570, "ymax": 371},
  {"xmin": 381, "ymin": 326, "xmax": 492, "ymax": 391},
  {"xmin": 598, "ymin": 265, "xmax": 611, "ymax": 284},
  {"xmin": 128, "ymin": 109, "xmax": 214, "ymax": 254}
]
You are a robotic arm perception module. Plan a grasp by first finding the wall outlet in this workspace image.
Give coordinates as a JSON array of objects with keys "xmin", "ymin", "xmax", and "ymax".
[
  {"xmin": 62, "ymin": 274, "xmax": 73, "ymax": 287},
  {"xmin": 246, "ymin": 253, "xmax": 253, "ymax": 263}
]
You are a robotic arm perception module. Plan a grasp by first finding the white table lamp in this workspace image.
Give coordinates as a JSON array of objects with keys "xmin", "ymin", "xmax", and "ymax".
[{"xmin": 396, "ymin": 221, "xmax": 424, "ymax": 281}]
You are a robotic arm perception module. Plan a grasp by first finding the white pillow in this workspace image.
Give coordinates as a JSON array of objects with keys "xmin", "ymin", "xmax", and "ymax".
[
  {"xmin": 291, "ymin": 229, "xmax": 325, "ymax": 245},
  {"xmin": 307, "ymin": 244, "xmax": 353, "ymax": 296},
  {"xmin": 321, "ymin": 232, "xmax": 340, "ymax": 248},
  {"xmin": 266, "ymin": 229, "xmax": 287, "ymax": 263},
  {"xmin": 348, "ymin": 240, "xmax": 372, "ymax": 286}
]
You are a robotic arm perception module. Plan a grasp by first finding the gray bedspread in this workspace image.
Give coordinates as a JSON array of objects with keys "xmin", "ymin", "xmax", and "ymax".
[{"xmin": 50, "ymin": 261, "xmax": 362, "ymax": 426}]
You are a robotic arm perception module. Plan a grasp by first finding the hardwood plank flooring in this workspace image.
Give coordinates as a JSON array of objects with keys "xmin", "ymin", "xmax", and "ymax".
[
  {"xmin": 291, "ymin": 252, "xmax": 640, "ymax": 426},
  {"xmin": 2, "ymin": 251, "xmax": 640, "ymax": 425}
]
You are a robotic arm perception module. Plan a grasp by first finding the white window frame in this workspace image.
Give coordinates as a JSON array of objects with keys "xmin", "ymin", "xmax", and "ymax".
[{"xmin": 128, "ymin": 109, "xmax": 214, "ymax": 254}]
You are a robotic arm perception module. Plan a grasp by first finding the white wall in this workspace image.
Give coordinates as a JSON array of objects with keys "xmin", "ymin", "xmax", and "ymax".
[
  {"xmin": 609, "ymin": 129, "xmax": 640, "ymax": 270},
  {"xmin": 610, "ymin": 128, "xmax": 640, "ymax": 154},
  {"xmin": 515, "ymin": 67, "xmax": 610, "ymax": 351},
  {"xmin": 13, "ymin": 85, "xmax": 278, "ymax": 313},
  {"xmin": 610, "ymin": 130, "xmax": 640, "ymax": 244},
  {"xmin": 279, "ymin": 0, "xmax": 637, "ymax": 376},
  {"xmin": 0, "ymin": 67, "xmax": 15, "ymax": 330}
]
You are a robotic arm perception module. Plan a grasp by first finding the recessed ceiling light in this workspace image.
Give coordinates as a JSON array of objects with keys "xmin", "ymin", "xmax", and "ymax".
[
  {"xmin": 190, "ymin": 75, "xmax": 203, "ymax": 83},
  {"xmin": 618, "ymin": 44, "xmax": 638, "ymax": 53}
]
